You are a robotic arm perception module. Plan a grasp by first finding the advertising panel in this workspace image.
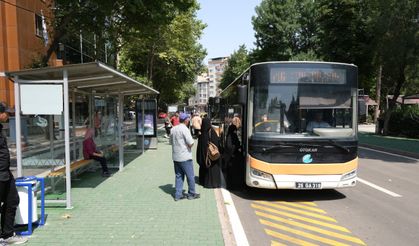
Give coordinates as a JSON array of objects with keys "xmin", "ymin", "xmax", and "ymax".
[{"xmin": 136, "ymin": 99, "xmax": 157, "ymax": 137}]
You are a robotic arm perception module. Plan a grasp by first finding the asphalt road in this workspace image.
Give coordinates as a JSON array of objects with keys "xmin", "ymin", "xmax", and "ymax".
[{"xmin": 230, "ymin": 147, "xmax": 419, "ymax": 246}]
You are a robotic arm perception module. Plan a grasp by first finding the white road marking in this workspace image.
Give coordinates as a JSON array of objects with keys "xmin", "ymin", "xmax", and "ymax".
[
  {"xmin": 359, "ymin": 146, "xmax": 419, "ymax": 162},
  {"xmin": 220, "ymin": 188, "xmax": 249, "ymax": 246},
  {"xmin": 357, "ymin": 178, "xmax": 403, "ymax": 198}
]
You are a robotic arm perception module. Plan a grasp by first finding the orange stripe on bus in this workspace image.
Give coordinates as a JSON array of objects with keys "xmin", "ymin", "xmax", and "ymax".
[{"xmin": 249, "ymin": 155, "xmax": 358, "ymax": 175}]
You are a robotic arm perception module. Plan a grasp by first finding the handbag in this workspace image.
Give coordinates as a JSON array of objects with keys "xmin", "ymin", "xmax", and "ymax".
[{"xmin": 205, "ymin": 128, "xmax": 220, "ymax": 167}]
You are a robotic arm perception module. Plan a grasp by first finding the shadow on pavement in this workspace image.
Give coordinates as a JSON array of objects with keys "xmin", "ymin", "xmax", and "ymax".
[
  {"xmin": 159, "ymin": 184, "xmax": 175, "ymax": 198},
  {"xmin": 230, "ymin": 188, "xmax": 346, "ymax": 202},
  {"xmin": 70, "ymin": 170, "xmax": 112, "ymax": 188}
]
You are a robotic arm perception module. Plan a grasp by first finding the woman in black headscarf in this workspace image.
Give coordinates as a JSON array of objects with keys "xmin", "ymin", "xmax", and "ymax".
[
  {"xmin": 224, "ymin": 124, "xmax": 243, "ymax": 189},
  {"xmin": 196, "ymin": 118, "xmax": 222, "ymax": 188}
]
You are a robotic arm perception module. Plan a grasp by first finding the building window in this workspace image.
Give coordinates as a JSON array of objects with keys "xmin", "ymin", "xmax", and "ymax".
[{"xmin": 35, "ymin": 14, "xmax": 43, "ymax": 37}]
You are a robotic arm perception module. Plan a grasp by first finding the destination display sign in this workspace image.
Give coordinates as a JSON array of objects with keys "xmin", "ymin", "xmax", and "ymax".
[{"xmin": 270, "ymin": 67, "xmax": 346, "ymax": 84}]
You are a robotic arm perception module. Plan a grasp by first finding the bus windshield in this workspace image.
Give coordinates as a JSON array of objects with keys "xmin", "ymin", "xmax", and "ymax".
[{"xmin": 251, "ymin": 83, "xmax": 355, "ymax": 139}]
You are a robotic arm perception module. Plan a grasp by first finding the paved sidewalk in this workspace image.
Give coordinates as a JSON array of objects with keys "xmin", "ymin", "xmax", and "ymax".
[
  {"xmin": 25, "ymin": 136, "xmax": 224, "ymax": 245},
  {"xmin": 359, "ymin": 132, "xmax": 419, "ymax": 158}
]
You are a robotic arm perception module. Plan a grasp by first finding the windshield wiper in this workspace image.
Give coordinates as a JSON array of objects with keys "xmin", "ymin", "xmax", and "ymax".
[{"xmin": 327, "ymin": 140, "xmax": 350, "ymax": 153}]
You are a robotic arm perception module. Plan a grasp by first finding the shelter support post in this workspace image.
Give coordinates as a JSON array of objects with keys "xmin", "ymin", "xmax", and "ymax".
[
  {"xmin": 118, "ymin": 93, "xmax": 124, "ymax": 171},
  {"xmin": 49, "ymin": 115, "xmax": 54, "ymax": 160},
  {"xmin": 142, "ymin": 98, "xmax": 145, "ymax": 154},
  {"xmin": 63, "ymin": 70, "xmax": 72, "ymax": 209},
  {"xmin": 88, "ymin": 93, "xmax": 93, "ymax": 128},
  {"xmin": 72, "ymin": 90, "xmax": 76, "ymax": 161},
  {"xmin": 14, "ymin": 76, "xmax": 22, "ymax": 177}
]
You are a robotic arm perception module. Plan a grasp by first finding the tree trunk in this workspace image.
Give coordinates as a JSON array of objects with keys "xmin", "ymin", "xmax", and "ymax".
[
  {"xmin": 374, "ymin": 65, "xmax": 382, "ymax": 134},
  {"xmin": 382, "ymin": 70, "xmax": 405, "ymax": 135},
  {"xmin": 146, "ymin": 43, "xmax": 157, "ymax": 82}
]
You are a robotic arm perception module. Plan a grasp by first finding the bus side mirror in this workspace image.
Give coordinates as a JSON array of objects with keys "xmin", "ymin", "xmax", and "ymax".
[{"xmin": 238, "ymin": 85, "xmax": 247, "ymax": 105}]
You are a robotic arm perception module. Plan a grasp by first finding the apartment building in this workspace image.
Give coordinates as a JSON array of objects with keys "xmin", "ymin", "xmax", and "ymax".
[
  {"xmin": 188, "ymin": 57, "xmax": 228, "ymax": 110},
  {"xmin": 0, "ymin": 0, "xmax": 55, "ymax": 108},
  {"xmin": 188, "ymin": 72, "xmax": 210, "ymax": 111},
  {"xmin": 207, "ymin": 57, "xmax": 228, "ymax": 97}
]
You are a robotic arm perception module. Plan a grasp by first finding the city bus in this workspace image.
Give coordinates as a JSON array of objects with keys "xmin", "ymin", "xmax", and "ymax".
[{"xmin": 219, "ymin": 61, "xmax": 358, "ymax": 189}]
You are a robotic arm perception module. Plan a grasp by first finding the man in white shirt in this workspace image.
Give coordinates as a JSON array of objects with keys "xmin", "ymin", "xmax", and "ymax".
[
  {"xmin": 170, "ymin": 113, "xmax": 200, "ymax": 201},
  {"xmin": 306, "ymin": 111, "xmax": 331, "ymax": 132}
]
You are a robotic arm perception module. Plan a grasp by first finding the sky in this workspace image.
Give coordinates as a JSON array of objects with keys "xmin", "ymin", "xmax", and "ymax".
[{"xmin": 197, "ymin": 0, "xmax": 262, "ymax": 63}]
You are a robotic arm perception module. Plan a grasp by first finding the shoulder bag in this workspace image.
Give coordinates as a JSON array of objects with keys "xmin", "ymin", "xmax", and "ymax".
[{"xmin": 206, "ymin": 128, "xmax": 220, "ymax": 167}]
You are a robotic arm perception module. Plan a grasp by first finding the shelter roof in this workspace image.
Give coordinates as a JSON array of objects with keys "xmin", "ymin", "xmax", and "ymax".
[{"xmin": 6, "ymin": 62, "xmax": 159, "ymax": 96}]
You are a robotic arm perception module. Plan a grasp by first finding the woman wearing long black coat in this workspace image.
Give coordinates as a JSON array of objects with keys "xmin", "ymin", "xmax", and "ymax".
[
  {"xmin": 224, "ymin": 124, "xmax": 244, "ymax": 190},
  {"xmin": 196, "ymin": 118, "xmax": 222, "ymax": 188}
]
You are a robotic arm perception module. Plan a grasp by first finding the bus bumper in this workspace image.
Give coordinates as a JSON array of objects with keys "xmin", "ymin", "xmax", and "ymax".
[
  {"xmin": 247, "ymin": 155, "xmax": 358, "ymax": 189},
  {"xmin": 246, "ymin": 167, "xmax": 357, "ymax": 189},
  {"xmin": 272, "ymin": 174, "xmax": 357, "ymax": 189}
]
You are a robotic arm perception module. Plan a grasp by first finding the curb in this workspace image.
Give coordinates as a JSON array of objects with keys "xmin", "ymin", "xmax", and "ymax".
[
  {"xmin": 215, "ymin": 188, "xmax": 236, "ymax": 246},
  {"xmin": 359, "ymin": 143, "xmax": 419, "ymax": 159}
]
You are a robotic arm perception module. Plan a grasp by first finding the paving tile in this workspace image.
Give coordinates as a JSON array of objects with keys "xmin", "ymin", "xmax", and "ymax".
[{"xmin": 25, "ymin": 138, "xmax": 224, "ymax": 245}]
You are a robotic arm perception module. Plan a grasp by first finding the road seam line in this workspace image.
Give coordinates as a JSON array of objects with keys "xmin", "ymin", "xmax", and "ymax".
[
  {"xmin": 357, "ymin": 178, "xmax": 402, "ymax": 197},
  {"xmin": 220, "ymin": 188, "xmax": 249, "ymax": 246},
  {"xmin": 359, "ymin": 146, "xmax": 419, "ymax": 161}
]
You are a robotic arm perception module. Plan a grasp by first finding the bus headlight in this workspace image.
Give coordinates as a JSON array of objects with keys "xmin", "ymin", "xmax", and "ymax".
[
  {"xmin": 250, "ymin": 168, "xmax": 274, "ymax": 181},
  {"xmin": 341, "ymin": 170, "xmax": 357, "ymax": 181}
]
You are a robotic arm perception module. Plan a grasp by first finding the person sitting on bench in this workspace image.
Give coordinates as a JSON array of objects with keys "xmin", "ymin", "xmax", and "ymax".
[{"xmin": 83, "ymin": 128, "xmax": 110, "ymax": 177}]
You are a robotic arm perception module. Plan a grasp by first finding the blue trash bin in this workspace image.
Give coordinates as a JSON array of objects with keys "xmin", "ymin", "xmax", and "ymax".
[
  {"xmin": 15, "ymin": 176, "xmax": 38, "ymax": 225},
  {"xmin": 14, "ymin": 176, "xmax": 45, "ymax": 236}
]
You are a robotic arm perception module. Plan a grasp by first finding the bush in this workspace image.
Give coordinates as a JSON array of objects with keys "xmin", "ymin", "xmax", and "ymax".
[{"xmin": 388, "ymin": 106, "xmax": 419, "ymax": 138}]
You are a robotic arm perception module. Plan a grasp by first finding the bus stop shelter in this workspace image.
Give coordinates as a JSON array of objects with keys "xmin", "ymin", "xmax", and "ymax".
[{"xmin": 6, "ymin": 62, "xmax": 159, "ymax": 208}]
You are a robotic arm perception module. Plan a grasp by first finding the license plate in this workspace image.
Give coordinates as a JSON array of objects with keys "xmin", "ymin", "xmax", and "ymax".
[{"xmin": 295, "ymin": 182, "xmax": 322, "ymax": 189}]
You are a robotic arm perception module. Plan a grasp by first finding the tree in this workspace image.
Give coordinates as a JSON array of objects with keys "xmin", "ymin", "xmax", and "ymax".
[
  {"xmin": 369, "ymin": 0, "xmax": 418, "ymax": 135},
  {"xmin": 251, "ymin": 0, "xmax": 319, "ymax": 62},
  {"xmin": 42, "ymin": 0, "xmax": 198, "ymax": 66},
  {"xmin": 316, "ymin": 0, "xmax": 375, "ymax": 87},
  {"xmin": 220, "ymin": 45, "xmax": 250, "ymax": 90},
  {"xmin": 42, "ymin": 0, "xmax": 116, "ymax": 65},
  {"xmin": 118, "ymin": 3, "xmax": 206, "ymax": 105}
]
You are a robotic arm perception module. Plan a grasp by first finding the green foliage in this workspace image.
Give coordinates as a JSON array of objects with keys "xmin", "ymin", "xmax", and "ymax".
[
  {"xmin": 118, "ymin": 3, "xmax": 206, "ymax": 105},
  {"xmin": 47, "ymin": 0, "xmax": 205, "ymax": 106},
  {"xmin": 44, "ymin": 1, "xmax": 198, "ymax": 65},
  {"xmin": 220, "ymin": 45, "xmax": 250, "ymax": 90},
  {"xmin": 388, "ymin": 106, "xmax": 419, "ymax": 138},
  {"xmin": 317, "ymin": 0, "xmax": 375, "ymax": 85},
  {"xmin": 251, "ymin": 0, "xmax": 319, "ymax": 62}
]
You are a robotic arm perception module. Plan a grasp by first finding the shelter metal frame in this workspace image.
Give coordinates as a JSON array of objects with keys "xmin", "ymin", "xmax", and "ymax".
[{"xmin": 7, "ymin": 62, "xmax": 159, "ymax": 209}]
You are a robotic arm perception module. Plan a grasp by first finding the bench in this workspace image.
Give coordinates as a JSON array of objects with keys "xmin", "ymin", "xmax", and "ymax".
[
  {"xmin": 48, "ymin": 159, "xmax": 94, "ymax": 178},
  {"xmin": 48, "ymin": 159, "xmax": 95, "ymax": 192},
  {"xmin": 47, "ymin": 144, "xmax": 119, "ymax": 190}
]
